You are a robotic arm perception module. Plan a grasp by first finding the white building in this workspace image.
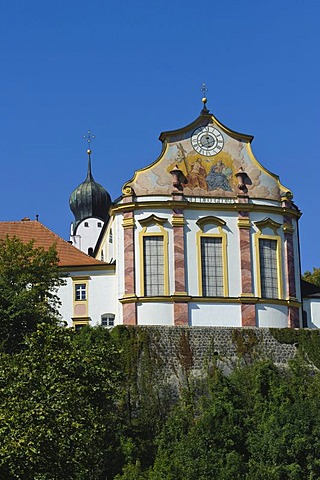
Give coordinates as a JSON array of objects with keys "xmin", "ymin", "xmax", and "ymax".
[
  {"xmin": 2, "ymin": 98, "xmax": 319, "ymax": 329},
  {"xmin": 68, "ymin": 98, "xmax": 320, "ymax": 328}
]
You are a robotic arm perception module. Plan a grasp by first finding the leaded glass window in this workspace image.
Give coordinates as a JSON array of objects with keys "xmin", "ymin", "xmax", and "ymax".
[
  {"xmin": 201, "ymin": 237, "xmax": 223, "ymax": 296},
  {"xmin": 143, "ymin": 236, "xmax": 164, "ymax": 296},
  {"xmin": 259, "ymin": 238, "xmax": 279, "ymax": 298}
]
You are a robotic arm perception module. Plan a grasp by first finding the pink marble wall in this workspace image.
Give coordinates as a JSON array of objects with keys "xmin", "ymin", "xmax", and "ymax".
[
  {"xmin": 173, "ymin": 225, "xmax": 186, "ymax": 294},
  {"xmin": 283, "ymin": 213, "xmax": 297, "ymax": 302},
  {"xmin": 238, "ymin": 207, "xmax": 256, "ymax": 326},
  {"xmin": 123, "ymin": 211, "xmax": 137, "ymax": 325},
  {"xmin": 241, "ymin": 304, "xmax": 256, "ymax": 326},
  {"xmin": 239, "ymin": 226, "xmax": 253, "ymax": 295},
  {"xmin": 174, "ymin": 302, "xmax": 189, "ymax": 326},
  {"xmin": 123, "ymin": 302, "xmax": 137, "ymax": 326},
  {"xmin": 172, "ymin": 209, "xmax": 188, "ymax": 325}
]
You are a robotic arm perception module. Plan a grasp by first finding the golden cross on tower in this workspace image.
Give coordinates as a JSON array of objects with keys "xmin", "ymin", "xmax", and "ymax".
[{"xmin": 83, "ymin": 130, "xmax": 95, "ymax": 154}]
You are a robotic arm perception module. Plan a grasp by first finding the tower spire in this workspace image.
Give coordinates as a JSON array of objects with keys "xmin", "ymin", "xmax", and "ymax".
[{"xmin": 83, "ymin": 130, "xmax": 95, "ymax": 181}]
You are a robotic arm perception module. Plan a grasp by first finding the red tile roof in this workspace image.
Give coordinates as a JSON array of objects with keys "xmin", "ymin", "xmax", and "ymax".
[{"xmin": 0, "ymin": 219, "xmax": 106, "ymax": 267}]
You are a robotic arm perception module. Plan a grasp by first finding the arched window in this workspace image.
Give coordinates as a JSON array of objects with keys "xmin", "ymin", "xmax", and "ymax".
[{"xmin": 101, "ymin": 313, "xmax": 115, "ymax": 327}]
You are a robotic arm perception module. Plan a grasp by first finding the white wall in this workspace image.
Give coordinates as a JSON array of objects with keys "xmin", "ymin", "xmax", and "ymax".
[
  {"xmin": 256, "ymin": 304, "xmax": 288, "ymax": 328},
  {"xmin": 190, "ymin": 302, "xmax": 241, "ymax": 326},
  {"xmin": 70, "ymin": 217, "xmax": 104, "ymax": 254},
  {"xmin": 303, "ymin": 299, "xmax": 320, "ymax": 328},
  {"xmin": 137, "ymin": 302, "xmax": 173, "ymax": 325},
  {"xmin": 57, "ymin": 269, "xmax": 116, "ymax": 327}
]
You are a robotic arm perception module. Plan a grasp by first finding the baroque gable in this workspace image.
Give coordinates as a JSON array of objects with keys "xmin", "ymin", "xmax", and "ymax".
[{"xmin": 123, "ymin": 110, "xmax": 291, "ymax": 201}]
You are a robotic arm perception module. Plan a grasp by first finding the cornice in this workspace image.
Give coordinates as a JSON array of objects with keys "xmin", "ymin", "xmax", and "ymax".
[
  {"xmin": 111, "ymin": 200, "xmax": 301, "ymax": 219},
  {"xmin": 119, "ymin": 295, "xmax": 301, "ymax": 308}
]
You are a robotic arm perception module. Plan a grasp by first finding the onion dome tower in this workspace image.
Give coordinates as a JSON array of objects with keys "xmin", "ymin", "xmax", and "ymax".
[
  {"xmin": 69, "ymin": 149, "xmax": 111, "ymax": 228},
  {"xmin": 69, "ymin": 135, "xmax": 111, "ymax": 254}
]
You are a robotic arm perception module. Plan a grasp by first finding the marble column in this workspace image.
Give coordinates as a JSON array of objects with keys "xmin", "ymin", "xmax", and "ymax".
[
  {"xmin": 238, "ymin": 196, "xmax": 256, "ymax": 326},
  {"xmin": 122, "ymin": 208, "xmax": 137, "ymax": 325},
  {"xmin": 172, "ymin": 209, "xmax": 189, "ymax": 326}
]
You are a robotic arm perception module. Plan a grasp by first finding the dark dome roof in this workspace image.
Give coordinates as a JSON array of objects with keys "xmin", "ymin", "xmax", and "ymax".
[{"xmin": 69, "ymin": 152, "xmax": 111, "ymax": 229}]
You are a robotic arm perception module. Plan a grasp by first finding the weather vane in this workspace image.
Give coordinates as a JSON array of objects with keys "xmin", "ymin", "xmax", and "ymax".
[{"xmin": 83, "ymin": 130, "xmax": 95, "ymax": 152}]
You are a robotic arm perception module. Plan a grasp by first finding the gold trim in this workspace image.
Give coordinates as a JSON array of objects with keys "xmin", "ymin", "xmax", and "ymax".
[
  {"xmin": 239, "ymin": 295, "xmax": 259, "ymax": 304},
  {"xmin": 120, "ymin": 294, "xmax": 138, "ymax": 304},
  {"xmin": 72, "ymin": 319, "xmax": 90, "ymax": 329},
  {"xmin": 122, "ymin": 217, "xmax": 135, "ymax": 229},
  {"xmin": 73, "ymin": 279, "xmax": 89, "ymax": 318},
  {"xmin": 254, "ymin": 217, "xmax": 281, "ymax": 234},
  {"xmin": 237, "ymin": 218, "xmax": 251, "ymax": 229},
  {"xmin": 71, "ymin": 275, "xmax": 91, "ymax": 280},
  {"xmin": 196, "ymin": 215, "xmax": 226, "ymax": 230},
  {"xmin": 171, "ymin": 216, "xmax": 185, "ymax": 226},
  {"xmin": 254, "ymin": 232, "xmax": 283, "ymax": 300},
  {"xmin": 123, "ymin": 186, "xmax": 133, "ymax": 196},
  {"xmin": 139, "ymin": 214, "xmax": 167, "ymax": 226},
  {"xmin": 196, "ymin": 228, "xmax": 229, "ymax": 297},
  {"xmin": 282, "ymin": 223, "xmax": 294, "ymax": 234},
  {"xmin": 118, "ymin": 294, "xmax": 301, "ymax": 307}
]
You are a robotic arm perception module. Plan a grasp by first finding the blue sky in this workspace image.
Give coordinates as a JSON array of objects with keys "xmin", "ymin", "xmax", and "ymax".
[{"xmin": 1, "ymin": 0, "xmax": 319, "ymax": 272}]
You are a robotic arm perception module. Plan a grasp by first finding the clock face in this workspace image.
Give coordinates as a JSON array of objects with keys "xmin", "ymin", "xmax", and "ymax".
[{"xmin": 191, "ymin": 125, "xmax": 224, "ymax": 156}]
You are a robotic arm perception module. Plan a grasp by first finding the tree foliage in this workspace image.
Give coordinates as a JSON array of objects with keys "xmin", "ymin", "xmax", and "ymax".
[
  {"xmin": 0, "ymin": 324, "xmax": 122, "ymax": 479},
  {"xmin": 2, "ymin": 324, "xmax": 320, "ymax": 479},
  {"xmin": 302, "ymin": 267, "xmax": 320, "ymax": 286},
  {"xmin": 0, "ymin": 236, "xmax": 64, "ymax": 352}
]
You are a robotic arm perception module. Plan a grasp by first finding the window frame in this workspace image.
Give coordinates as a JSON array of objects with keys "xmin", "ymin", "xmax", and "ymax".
[
  {"xmin": 255, "ymin": 233, "xmax": 283, "ymax": 300},
  {"xmin": 139, "ymin": 216, "xmax": 169, "ymax": 298},
  {"xmin": 75, "ymin": 283, "xmax": 87, "ymax": 301},
  {"xmin": 197, "ymin": 229, "xmax": 228, "ymax": 297},
  {"xmin": 253, "ymin": 219, "xmax": 283, "ymax": 300}
]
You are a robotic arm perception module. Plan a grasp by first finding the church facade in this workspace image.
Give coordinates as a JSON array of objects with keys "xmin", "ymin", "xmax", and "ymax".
[{"xmin": 67, "ymin": 98, "xmax": 314, "ymax": 329}]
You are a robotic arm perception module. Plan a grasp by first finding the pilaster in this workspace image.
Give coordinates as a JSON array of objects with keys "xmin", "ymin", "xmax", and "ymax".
[
  {"xmin": 172, "ymin": 208, "xmax": 188, "ymax": 325},
  {"xmin": 237, "ymin": 195, "xmax": 256, "ymax": 326},
  {"xmin": 122, "ymin": 206, "xmax": 137, "ymax": 325},
  {"xmin": 282, "ymin": 204, "xmax": 299, "ymax": 328}
]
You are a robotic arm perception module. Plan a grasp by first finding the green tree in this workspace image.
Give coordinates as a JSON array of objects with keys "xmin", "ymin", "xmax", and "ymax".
[
  {"xmin": 0, "ymin": 324, "xmax": 122, "ymax": 479},
  {"xmin": 150, "ymin": 370, "xmax": 247, "ymax": 480},
  {"xmin": 302, "ymin": 267, "xmax": 320, "ymax": 286},
  {"xmin": 245, "ymin": 359, "xmax": 320, "ymax": 480},
  {"xmin": 0, "ymin": 236, "xmax": 64, "ymax": 352}
]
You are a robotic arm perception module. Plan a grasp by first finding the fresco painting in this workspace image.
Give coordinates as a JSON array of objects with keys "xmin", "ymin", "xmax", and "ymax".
[{"xmin": 125, "ymin": 120, "xmax": 285, "ymax": 201}]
